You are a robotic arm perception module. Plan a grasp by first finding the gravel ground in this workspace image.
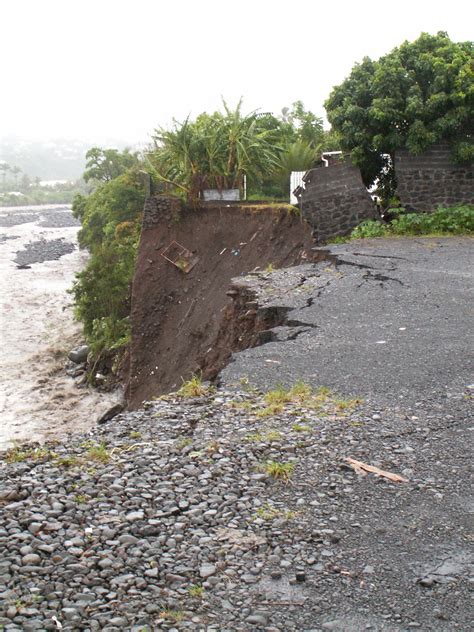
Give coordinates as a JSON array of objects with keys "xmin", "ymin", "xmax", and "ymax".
[
  {"xmin": 14, "ymin": 238, "xmax": 76, "ymax": 266},
  {"xmin": 0, "ymin": 382, "xmax": 472, "ymax": 631},
  {"xmin": 9, "ymin": 206, "xmax": 79, "ymax": 266}
]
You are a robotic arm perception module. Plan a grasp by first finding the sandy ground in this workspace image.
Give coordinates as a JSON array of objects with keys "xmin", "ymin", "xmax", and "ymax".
[{"xmin": 0, "ymin": 205, "xmax": 122, "ymax": 449}]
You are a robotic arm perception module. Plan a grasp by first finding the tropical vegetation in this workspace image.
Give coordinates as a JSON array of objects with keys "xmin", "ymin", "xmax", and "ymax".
[
  {"xmin": 325, "ymin": 32, "xmax": 473, "ymax": 197},
  {"xmin": 70, "ymin": 159, "xmax": 146, "ymax": 376},
  {"xmin": 336, "ymin": 204, "xmax": 474, "ymax": 241},
  {"xmin": 148, "ymin": 99, "xmax": 337, "ymax": 201}
]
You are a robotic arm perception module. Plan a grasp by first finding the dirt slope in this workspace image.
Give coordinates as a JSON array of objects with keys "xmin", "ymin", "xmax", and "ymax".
[{"xmin": 127, "ymin": 198, "xmax": 319, "ymax": 407}]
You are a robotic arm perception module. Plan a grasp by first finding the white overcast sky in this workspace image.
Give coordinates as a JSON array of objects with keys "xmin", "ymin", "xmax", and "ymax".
[{"xmin": 1, "ymin": 0, "xmax": 472, "ymax": 144}]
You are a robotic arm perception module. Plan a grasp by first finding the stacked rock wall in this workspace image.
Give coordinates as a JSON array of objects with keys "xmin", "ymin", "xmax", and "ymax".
[
  {"xmin": 396, "ymin": 144, "xmax": 474, "ymax": 212},
  {"xmin": 141, "ymin": 195, "xmax": 183, "ymax": 229},
  {"xmin": 300, "ymin": 161, "xmax": 376, "ymax": 243}
]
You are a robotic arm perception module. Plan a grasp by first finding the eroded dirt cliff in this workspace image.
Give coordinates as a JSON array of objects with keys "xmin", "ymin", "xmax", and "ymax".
[{"xmin": 127, "ymin": 196, "xmax": 321, "ymax": 407}]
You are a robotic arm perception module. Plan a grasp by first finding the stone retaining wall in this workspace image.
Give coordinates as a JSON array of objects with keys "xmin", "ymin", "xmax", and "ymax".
[
  {"xmin": 299, "ymin": 161, "xmax": 376, "ymax": 243},
  {"xmin": 142, "ymin": 195, "xmax": 183, "ymax": 230},
  {"xmin": 396, "ymin": 144, "xmax": 474, "ymax": 212}
]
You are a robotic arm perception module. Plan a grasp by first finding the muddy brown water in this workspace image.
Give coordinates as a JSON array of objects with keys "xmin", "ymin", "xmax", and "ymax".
[{"xmin": 0, "ymin": 205, "xmax": 122, "ymax": 450}]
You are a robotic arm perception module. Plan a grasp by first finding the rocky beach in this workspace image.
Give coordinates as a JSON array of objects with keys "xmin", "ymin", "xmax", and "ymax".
[{"xmin": 0, "ymin": 380, "xmax": 472, "ymax": 631}]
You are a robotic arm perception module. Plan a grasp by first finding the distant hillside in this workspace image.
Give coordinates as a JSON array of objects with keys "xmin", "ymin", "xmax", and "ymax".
[{"xmin": 0, "ymin": 137, "xmax": 139, "ymax": 181}]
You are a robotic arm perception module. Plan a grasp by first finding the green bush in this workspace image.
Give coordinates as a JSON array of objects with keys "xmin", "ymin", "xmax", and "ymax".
[
  {"xmin": 350, "ymin": 205, "xmax": 474, "ymax": 239},
  {"xmin": 390, "ymin": 205, "xmax": 474, "ymax": 235},
  {"xmin": 351, "ymin": 220, "xmax": 389, "ymax": 239},
  {"xmin": 70, "ymin": 170, "xmax": 145, "ymax": 363}
]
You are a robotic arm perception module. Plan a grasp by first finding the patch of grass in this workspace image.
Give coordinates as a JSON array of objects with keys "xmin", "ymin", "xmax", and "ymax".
[
  {"xmin": 86, "ymin": 442, "xmax": 111, "ymax": 464},
  {"xmin": 334, "ymin": 397, "xmax": 363, "ymax": 411},
  {"xmin": 291, "ymin": 423, "xmax": 312, "ymax": 432},
  {"xmin": 175, "ymin": 436, "xmax": 193, "ymax": 450},
  {"xmin": 227, "ymin": 400, "xmax": 254, "ymax": 411},
  {"xmin": 74, "ymin": 494, "xmax": 88, "ymax": 504},
  {"xmin": 5, "ymin": 446, "xmax": 30, "ymax": 463},
  {"xmin": 256, "ymin": 403, "xmax": 285, "ymax": 418},
  {"xmin": 205, "ymin": 440, "xmax": 220, "ymax": 454},
  {"xmin": 246, "ymin": 429, "xmax": 283, "ymax": 442},
  {"xmin": 255, "ymin": 503, "xmax": 296, "ymax": 521},
  {"xmin": 159, "ymin": 610, "xmax": 185, "ymax": 623},
  {"xmin": 5, "ymin": 445, "xmax": 57, "ymax": 464},
  {"xmin": 264, "ymin": 460, "xmax": 295, "ymax": 482},
  {"xmin": 54, "ymin": 455, "xmax": 81, "ymax": 468},
  {"xmin": 257, "ymin": 382, "xmax": 345, "ymax": 417},
  {"xmin": 187, "ymin": 584, "xmax": 204, "ymax": 598},
  {"xmin": 178, "ymin": 374, "xmax": 214, "ymax": 398},
  {"xmin": 264, "ymin": 385, "xmax": 293, "ymax": 406}
]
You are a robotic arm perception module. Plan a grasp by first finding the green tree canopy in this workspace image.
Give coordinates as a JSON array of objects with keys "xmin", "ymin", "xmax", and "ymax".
[
  {"xmin": 84, "ymin": 147, "xmax": 140, "ymax": 184},
  {"xmin": 325, "ymin": 32, "xmax": 474, "ymax": 187}
]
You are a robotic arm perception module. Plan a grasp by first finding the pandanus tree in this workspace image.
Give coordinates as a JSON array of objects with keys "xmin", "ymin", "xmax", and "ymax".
[{"xmin": 149, "ymin": 100, "xmax": 281, "ymax": 200}]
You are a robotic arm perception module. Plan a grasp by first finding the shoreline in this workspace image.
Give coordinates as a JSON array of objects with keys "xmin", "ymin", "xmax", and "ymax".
[{"xmin": 0, "ymin": 204, "xmax": 121, "ymax": 449}]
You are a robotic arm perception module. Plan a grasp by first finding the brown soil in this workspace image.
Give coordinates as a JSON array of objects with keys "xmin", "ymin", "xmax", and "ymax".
[{"xmin": 127, "ymin": 199, "xmax": 319, "ymax": 408}]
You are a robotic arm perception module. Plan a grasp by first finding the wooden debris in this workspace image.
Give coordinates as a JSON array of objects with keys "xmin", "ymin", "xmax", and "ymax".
[{"xmin": 344, "ymin": 457, "xmax": 408, "ymax": 482}]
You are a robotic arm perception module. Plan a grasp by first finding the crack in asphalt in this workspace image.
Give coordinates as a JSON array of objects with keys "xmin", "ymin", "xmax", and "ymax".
[
  {"xmin": 357, "ymin": 270, "xmax": 405, "ymax": 287},
  {"xmin": 351, "ymin": 251, "xmax": 411, "ymax": 261}
]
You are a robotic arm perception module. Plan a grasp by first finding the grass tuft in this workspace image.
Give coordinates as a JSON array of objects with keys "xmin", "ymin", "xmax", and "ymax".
[
  {"xmin": 178, "ymin": 374, "xmax": 214, "ymax": 398},
  {"xmin": 264, "ymin": 460, "xmax": 295, "ymax": 482}
]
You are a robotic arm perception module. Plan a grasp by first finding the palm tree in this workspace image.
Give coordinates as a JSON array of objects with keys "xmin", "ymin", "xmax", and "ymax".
[{"xmin": 149, "ymin": 101, "xmax": 280, "ymax": 201}]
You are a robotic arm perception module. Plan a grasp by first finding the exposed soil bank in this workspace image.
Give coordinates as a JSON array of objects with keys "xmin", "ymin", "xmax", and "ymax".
[{"xmin": 128, "ymin": 197, "xmax": 321, "ymax": 407}]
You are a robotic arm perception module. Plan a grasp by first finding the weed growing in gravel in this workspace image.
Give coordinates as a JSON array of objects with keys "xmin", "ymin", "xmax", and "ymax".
[
  {"xmin": 291, "ymin": 423, "xmax": 312, "ymax": 432},
  {"xmin": 187, "ymin": 584, "xmax": 204, "ymax": 598},
  {"xmin": 175, "ymin": 436, "xmax": 193, "ymax": 450},
  {"xmin": 5, "ymin": 446, "xmax": 29, "ymax": 463},
  {"xmin": 255, "ymin": 503, "xmax": 296, "ymax": 521},
  {"xmin": 86, "ymin": 443, "xmax": 111, "ymax": 464},
  {"xmin": 264, "ymin": 460, "xmax": 295, "ymax": 482},
  {"xmin": 257, "ymin": 382, "xmax": 362, "ymax": 418},
  {"xmin": 5, "ymin": 445, "xmax": 57, "ymax": 464},
  {"xmin": 205, "ymin": 440, "xmax": 220, "ymax": 454},
  {"xmin": 178, "ymin": 374, "xmax": 215, "ymax": 398},
  {"xmin": 264, "ymin": 385, "xmax": 293, "ymax": 406},
  {"xmin": 54, "ymin": 455, "xmax": 81, "ymax": 468},
  {"xmin": 227, "ymin": 400, "xmax": 254, "ymax": 411},
  {"xmin": 74, "ymin": 494, "xmax": 88, "ymax": 504},
  {"xmin": 159, "ymin": 609, "xmax": 185, "ymax": 623},
  {"xmin": 256, "ymin": 403, "xmax": 285, "ymax": 418},
  {"xmin": 334, "ymin": 397, "xmax": 363, "ymax": 411},
  {"xmin": 246, "ymin": 429, "xmax": 283, "ymax": 442}
]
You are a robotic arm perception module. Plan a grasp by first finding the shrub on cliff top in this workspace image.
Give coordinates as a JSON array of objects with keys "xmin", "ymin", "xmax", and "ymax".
[{"xmin": 349, "ymin": 204, "xmax": 474, "ymax": 240}]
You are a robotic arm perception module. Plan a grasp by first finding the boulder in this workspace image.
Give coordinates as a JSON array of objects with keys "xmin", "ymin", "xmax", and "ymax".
[{"xmin": 68, "ymin": 345, "xmax": 89, "ymax": 364}]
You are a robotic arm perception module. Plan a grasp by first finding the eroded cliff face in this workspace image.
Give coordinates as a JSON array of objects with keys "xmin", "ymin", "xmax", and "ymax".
[{"xmin": 127, "ymin": 196, "xmax": 321, "ymax": 407}]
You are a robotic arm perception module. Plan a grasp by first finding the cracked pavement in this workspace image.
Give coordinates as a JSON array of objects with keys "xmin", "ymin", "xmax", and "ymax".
[
  {"xmin": 221, "ymin": 237, "xmax": 473, "ymax": 409},
  {"xmin": 217, "ymin": 236, "xmax": 473, "ymax": 630}
]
